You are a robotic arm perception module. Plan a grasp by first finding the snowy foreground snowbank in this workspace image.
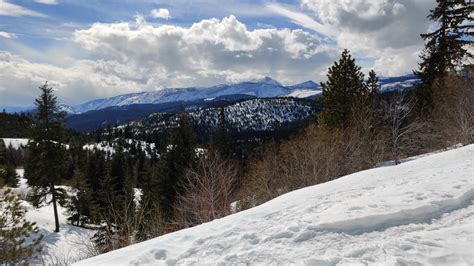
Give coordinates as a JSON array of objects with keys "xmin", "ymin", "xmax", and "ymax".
[{"xmin": 77, "ymin": 145, "xmax": 474, "ymax": 265}]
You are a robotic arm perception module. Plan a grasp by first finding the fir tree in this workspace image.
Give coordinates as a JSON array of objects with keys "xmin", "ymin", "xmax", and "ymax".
[
  {"xmin": 24, "ymin": 82, "xmax": 67, "ymax": 233},
  {"xmin": 0, "ymin": 163, "xmax": 18, "ymax": 188},
  {"xmin": 0, "ymin": 189, "xmax": 43, "ymax": 264},
  {"xmin": 366, "ymin": 70, "xmax": 380, "ymax": 96},
  {"xmin": 65, "ymin": 168, "xmax": 94, "ymax": 227},
  {"xmin": 157, "ymin": 112, "xmax": 197, "ymax": 219},
  {"xmin": 318, "ymin": 49, "xmax": 366, "ymax": 128},
  {"xmin": 415, "ymin": 0, "xmax": 473, "ymax": 111},
  {"xmin": 211, "ymin": 106, "xmax": 231, "ymax": 158}
]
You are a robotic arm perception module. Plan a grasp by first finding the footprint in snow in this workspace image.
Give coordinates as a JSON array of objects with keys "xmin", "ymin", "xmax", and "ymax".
[{"xmin": 151, "ymin": 249, "xmax": 167, "ymax": 260}]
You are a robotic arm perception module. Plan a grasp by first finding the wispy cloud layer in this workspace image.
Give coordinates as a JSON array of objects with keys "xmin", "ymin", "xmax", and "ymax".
[{"xmin": 0, "ymin": 0, "xmax": 46, "ymax": 17}]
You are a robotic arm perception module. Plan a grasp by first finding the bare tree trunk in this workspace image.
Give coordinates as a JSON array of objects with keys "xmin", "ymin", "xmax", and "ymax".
[{"xmin": 51, "ymin": 185, "xmax": 60, "ymax": 233}]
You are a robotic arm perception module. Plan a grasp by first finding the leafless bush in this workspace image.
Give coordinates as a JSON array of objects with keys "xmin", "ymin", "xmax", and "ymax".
[
  {"xmin": 239, "ymin": 121, "xmax": 387, "ymax": 209},
  {"xmin": 431, "ymin": 74, "xmax": 474, "ymax": 146},
  {"xmin": 382, "ymin": 90, "xmax": 428, "ymax": 164},
  {"xmin": 175, "ymin": 151, "xmax": 237, "ymax": 227},
  {"xmin": 94, "ymin": 193, "xmax": 144, "ymax": 253}
]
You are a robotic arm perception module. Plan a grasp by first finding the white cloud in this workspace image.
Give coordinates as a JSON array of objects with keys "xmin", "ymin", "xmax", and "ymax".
[
  {"xmin": 266, "ymin": 3, "xmax": 338, "ymax": 39},
  {"xmin": 1, "ymin": 16, "xmax": 339, "ymax": 106},
  {"xmin": 150, "ymin": 8, "xmax": 170, "ymax": 20},
  {"xmin": 301, "ymin": 0, "xmax": 435, "ymax": 76},
  {"xmin": 0, "ymin": 0, "xmax": 46, "ymax": 17},
  {"xmin": 0, "ymin": 51, "xmax": 143, "ymax": 106},
  {"xmin": 73, "ymin": 15, "xmax": 337, "ymax": 86},
  {"xmin": 0, "ymin": 31, "xmax": 17, "ymax": 39},
  {"xmin": 34, "ymin": 0, "xmax": 58, "ymax": 5}
]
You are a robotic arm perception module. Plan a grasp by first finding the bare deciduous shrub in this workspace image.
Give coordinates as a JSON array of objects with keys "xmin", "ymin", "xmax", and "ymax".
[
  {"xmin": 382, "ymin": 90, "xmax": 428, "ymax": 164},
  {"xmin": 431, "ymin": 74, "xmax": 474, "ymax": 146},
  {"xmin": 175, "ymin": 151, "xmax": 237, "ymax": 227},
  {"xmin": 239, "ymin": 121, "xmax": 387, "ymax": 209}
]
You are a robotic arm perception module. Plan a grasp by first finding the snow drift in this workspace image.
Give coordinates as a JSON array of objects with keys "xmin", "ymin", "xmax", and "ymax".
[{"xmin": 76, "ymin": 145, "xmax": 474, "ymax": 265}]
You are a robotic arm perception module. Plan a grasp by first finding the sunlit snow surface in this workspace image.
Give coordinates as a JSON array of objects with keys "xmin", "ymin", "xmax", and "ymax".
[
  {"xmin": 77, "ymin": 145, "xmax": 474, "ymax": 265},
  {"xmin": 12, "ymin": 170, "xmax": 94, "ymax": 264}
]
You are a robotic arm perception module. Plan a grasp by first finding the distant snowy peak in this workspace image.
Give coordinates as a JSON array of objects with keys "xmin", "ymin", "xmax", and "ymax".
[
  {"xmin": 74, "ymin": 78, "xmax": 292, "ymax": 113},
  {"xmin": 73, "ymin": 75, "xmax": 419, "ymax": 114},
  {"xmin": 250, "ymin": 76, "xmax": 282, "ymax": 86},
  {"xmin": 58, "ymin": 103, "xmax": 76, "ymax": 114},
  {"xmin": 288, "ymin": 80, "xmax": 319, "ymax": 90}
]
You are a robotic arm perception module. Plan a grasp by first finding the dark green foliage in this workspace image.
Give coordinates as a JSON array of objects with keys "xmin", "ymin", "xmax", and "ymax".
[
  {"xmin": 24, "ymin": 82, "xmax": 67, "ymax": 233},
  {"xmin": 318, "ymin": 49, "xmax": 367, "ymax": 128},
  {"xmin": 0, "ymin": 189, "xmax": 43, "ymax": 264},
  {"xmin": 65, "ymin": 168, "xmax": 95, "ymax": 227},
  {"xmin": 157, "ymin": 112, "xmax": 197, "ymax": 219},
  {"xmin": 415, "ymin": 0, "xmax": 473, "ymax": 111},
  {"xmin": 0, "ymin": 163, "xmax": 19, "ymax": 188},
  {"xmin": 136, "ymin": 162, "xmax": 162, "ymax": 241},
  {"xmin": 0, "ymin": 112, "xmax": 34, "ymax": 138}
]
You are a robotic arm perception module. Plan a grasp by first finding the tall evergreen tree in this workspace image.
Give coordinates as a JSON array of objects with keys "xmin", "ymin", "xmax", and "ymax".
[
  {"xmin": 24, "ymin": 82, "xmax": 67, "ymax": 232},
  {"xmin": 415, "ymin": 0, "xmax": 473, "ymax": 110},
  {"xmin": 318, "ymin": 49, "xmax": 366, "ymax": 128},
  {"xmin": 157, "ymin": 112, "xmax": 197, "ymax": 219}
]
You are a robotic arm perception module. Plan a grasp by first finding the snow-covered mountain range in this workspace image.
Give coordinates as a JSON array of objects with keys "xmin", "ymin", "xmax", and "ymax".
[
  {"xmin": 63, "ymin": 74, "xmax": 419, "ymax": 114},
  {"xmin": 72, "ymin": 77, "xmax": 314, "ymax": 114}
]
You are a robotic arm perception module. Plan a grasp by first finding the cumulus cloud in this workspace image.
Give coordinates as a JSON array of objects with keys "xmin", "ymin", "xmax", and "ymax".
[
  {"xmin": 150, "ymin": 8, "xmax": 170, "ymax": 20},
  {"xmin": 0, "ymin": 0, "xmax": 46, "ymax": 17},
  {"xmin": 73, "ymin": 15, "xmax": 337, "ymax": 86},
  {"xmin": 0, "ymin": 51, "xmax": 143, "ymax": 106},
  {"xmin": 301, "ymin": 0, "xmax": 435, "ymax": 76},
  {"xmin": 0, "ymin": 31, "xmax": 17, "ymax": 39},
  {"xmin": 1, "ymin": 15, "xmax": 338, "ymax": 106}
]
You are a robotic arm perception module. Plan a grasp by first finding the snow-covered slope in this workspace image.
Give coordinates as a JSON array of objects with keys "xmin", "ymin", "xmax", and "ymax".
[
  {"xmin": 76, "ymin": 145, "xmax": 474, "ymax": 265},
  {"xmin": 125, "ymin": 98, "xmax": 317, "ymax": 134},
  {"xmin": 12, "ymin": 170, "xmax": 94, "ymax": 264}
]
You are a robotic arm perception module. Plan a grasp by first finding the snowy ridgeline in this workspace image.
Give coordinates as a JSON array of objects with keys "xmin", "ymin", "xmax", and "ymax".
[
  {"xmin": 76, "ymin": 145, "xmax": 474, "ymax": 265},
  {"xmin": 127, "ymin": 98, "xmax": 316, "ymax": 134}
]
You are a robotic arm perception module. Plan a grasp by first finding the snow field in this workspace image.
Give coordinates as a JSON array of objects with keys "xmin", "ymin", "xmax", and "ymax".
[
  {"xmin": 9, "ymin": 169, "xmax": 95, "ymax": 264},
  {"xmin": 76, "ymin": 144, "xmax": 474, "ymax": 265}
]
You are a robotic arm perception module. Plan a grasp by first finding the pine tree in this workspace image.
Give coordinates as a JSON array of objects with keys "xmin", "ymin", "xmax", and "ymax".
[
  {"xmin": 318, "ymin": 49, "xmax": 366, "ymax": 128},
  {"xmin": 211, "ymin": 106, "xmax": 231, "ymax": 158},
  {"xmin": 157, "ymin": 112, "xmax": 197, "ymax": 219},
  {"xmin": 0, "ymin": 189, "xmax": 43, "ymax": 264},
  {"xmin": 415, "ymin": 0, "xmax": 473, "ymax": 111},
  {"xmin": 92, "ymin": 142, "xmax": 135, "ymax": 252},
  {"xmin": 366, "ymin": 70, "xmax": 380, "ymax": 96},
  {"xmin": 0, "ymin": 163, "xmax": 18, "ymax": 188},
  {"xmin": 24, "ymin": 82, "xmax": 67, "ymax": 233},
  {"xmin": 65, "ymin": 168, "xmax": 94, "ymax": 227},
  {"xmin": 136, "ymin": 162, "xmax": 162, "ymax": 241}
]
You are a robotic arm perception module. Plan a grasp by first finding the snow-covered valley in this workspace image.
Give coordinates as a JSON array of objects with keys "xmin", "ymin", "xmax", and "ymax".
[{"xmin": 74, "ymin": 144, "xmax": 474, "ymax": 265}]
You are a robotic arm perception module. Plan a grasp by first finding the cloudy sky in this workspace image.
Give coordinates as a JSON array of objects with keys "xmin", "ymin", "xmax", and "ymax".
[{"xmin": 0, "ymin": 0, "xmax": 436, "ymax": 108}]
